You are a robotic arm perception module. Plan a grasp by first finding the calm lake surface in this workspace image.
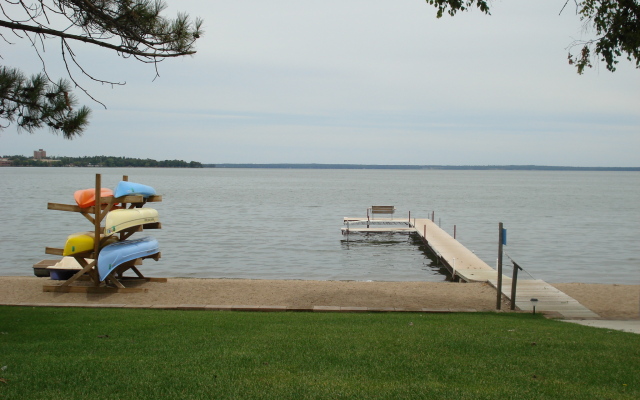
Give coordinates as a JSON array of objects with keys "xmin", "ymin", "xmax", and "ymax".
[{"xmin": 0, "ymin": 167, "xmax": 637, "ymax": 284}]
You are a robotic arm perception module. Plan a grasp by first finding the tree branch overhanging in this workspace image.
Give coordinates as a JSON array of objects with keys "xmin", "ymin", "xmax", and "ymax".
[
  {"xmin": 423, "ymin": 0, "xmax": 639, "ymax": 74},
  {"xmin": 0, "ymin": 1, "xmax": 203, "ymax": 138},
  {"xmin": 0, "ymin": 17, "xmax": 197, "ymax": 58}
]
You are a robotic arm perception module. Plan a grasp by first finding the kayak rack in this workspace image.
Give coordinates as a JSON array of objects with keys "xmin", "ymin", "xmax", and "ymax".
[{"xmin": 43, "ymin": 173, "xmax": 164, "ymax": 293}]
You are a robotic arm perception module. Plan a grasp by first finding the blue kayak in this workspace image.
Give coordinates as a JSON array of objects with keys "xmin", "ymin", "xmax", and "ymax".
[
  {"xmin": 97, "ymin": 236, "xmax": 160, "ymax": 281},
  {"xmin": 114, "ymin": 181, "xmax": 157, "ymax": 198}
]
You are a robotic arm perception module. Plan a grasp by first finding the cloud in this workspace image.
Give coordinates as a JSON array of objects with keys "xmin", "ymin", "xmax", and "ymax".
[{"xmin": 2, "ymin": 0, "xmax": 638, "ymax": 166}]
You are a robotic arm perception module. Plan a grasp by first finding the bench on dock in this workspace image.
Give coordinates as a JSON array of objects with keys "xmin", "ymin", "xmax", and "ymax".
[{"xmin": 369, "ymin": 206, "xmax": 395, "ymax": 219}]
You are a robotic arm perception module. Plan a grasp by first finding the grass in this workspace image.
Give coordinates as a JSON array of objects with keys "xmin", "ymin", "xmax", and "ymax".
[{"xmin": 0, "ymin": 307, "xmax": 638, "ymax": 399}]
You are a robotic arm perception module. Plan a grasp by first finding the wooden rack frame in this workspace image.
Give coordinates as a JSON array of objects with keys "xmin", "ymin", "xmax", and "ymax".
[{"xmin": 43, "ymin": 174, "xmax": 164, "ymax": 293}]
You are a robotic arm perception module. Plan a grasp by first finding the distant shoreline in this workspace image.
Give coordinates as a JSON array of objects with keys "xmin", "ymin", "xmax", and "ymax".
[{"xmin": 204, "ymin": 163, "xmax": 640, "ymax": 171}]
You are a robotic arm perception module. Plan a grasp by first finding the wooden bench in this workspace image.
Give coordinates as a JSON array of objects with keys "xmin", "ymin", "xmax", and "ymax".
[{"xmin": 369, "ymin": 206, "xmax": 395, "ymax": 219}]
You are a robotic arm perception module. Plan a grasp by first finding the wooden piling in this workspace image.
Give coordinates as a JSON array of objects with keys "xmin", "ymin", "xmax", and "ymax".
[
  {"xmin": 510, "ymin": 261, "xmax": 522, "ymax": 311},
  {"xmin": 497, "ymin": 223, "xmax": 504, "ymax": 310}
]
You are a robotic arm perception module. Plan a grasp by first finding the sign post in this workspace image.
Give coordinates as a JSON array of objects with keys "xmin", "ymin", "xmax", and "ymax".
[{"xmin": 496, "ymin": 223, "xmax": 504, "ymax": 310}]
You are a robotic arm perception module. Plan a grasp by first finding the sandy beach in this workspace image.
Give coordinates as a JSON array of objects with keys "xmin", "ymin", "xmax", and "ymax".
[
  {"xmin": 0, "ymin": 277, "xmax": 637, "ymax": 320},
  {"xmin": 552, "ymin": 283, "xmax": 639, "ymax": 320}
]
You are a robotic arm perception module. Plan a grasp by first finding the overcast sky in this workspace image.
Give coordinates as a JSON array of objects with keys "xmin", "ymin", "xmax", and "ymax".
[{"xmin": 2, "ymin": 1, "xmax": 639, "ymax": 166}]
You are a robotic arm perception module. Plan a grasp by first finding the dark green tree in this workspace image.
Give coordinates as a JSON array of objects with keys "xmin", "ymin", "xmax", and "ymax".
[
  {"xmin": 425, "ymin": 0, "xmax": 639, "ymax": 74},
  {"xmin": 1, "ymin": 66, "xmax": 90, "ymax": 139},
  {"xmin": 567, "ymin": 0, "xmax": 640, "ymax": 73},
  {"xmin": 0, "ymin": 1, "xmax": 203, "ymax": 138}
]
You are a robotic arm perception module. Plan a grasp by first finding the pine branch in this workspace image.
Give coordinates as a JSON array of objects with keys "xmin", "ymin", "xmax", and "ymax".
[{"xmin": 0, "ymin": 19, "xmax": 196, "ymax": 58}]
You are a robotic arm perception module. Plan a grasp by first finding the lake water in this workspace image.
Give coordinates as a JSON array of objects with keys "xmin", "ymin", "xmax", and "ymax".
[{"xmin": 0, "ymin": 167, "xmax": 637, "ymax": 284}]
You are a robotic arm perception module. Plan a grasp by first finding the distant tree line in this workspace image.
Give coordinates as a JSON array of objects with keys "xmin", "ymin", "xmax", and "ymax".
[
  {"xmin": 4, "ymin": 155, "xmax": 202, "ymax": 168},
  {"xmin": 205, "ymin": 163, "xmax": 640, "ymax": 171}
]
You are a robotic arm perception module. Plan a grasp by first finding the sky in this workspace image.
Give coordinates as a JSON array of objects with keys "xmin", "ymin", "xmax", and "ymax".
[{"xmin": 2, "ymin": 0, "xmax": 639, "ymax": 166}]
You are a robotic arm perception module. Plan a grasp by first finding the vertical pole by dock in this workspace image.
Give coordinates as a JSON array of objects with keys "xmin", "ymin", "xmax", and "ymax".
[
  {"xmin": 510, "ymin": 261, "xmax": 521, "ymax": 311},
  {"xmin": 496, "ymin": 222, "xmax": 504, "ymax": 310}
]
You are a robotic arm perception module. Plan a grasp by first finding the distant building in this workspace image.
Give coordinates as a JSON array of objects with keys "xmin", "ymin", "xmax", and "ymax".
[
  {"xmin": 0, "ymin": 158, "xmax": 11, "ymax": 166},
  {"xmin": 34, "ymin": 149, "xmax": 46, "ymax": 159}
]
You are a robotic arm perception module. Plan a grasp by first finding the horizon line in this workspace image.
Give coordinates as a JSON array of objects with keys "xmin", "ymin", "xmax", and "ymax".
[{"xmin": 204, "ymin": 163, "xmax": 639, "ymax": 171}]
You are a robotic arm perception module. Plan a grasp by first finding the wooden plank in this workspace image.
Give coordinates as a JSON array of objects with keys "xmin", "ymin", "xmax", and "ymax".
[
  {"xmin": 60, "ymin": 258, "xmax": 96, "ymax": 287},
  {"xmin": 344, "ymin": 217, "xmax": 409, "ymax": 223},
  {"xmin": 80, "ymin": 211, "xmax": 96, "ymax": 225},
  {"xmin": 127, "ymin": 266, "xmax": 146, "ymax": 279},
  {"xmin": 413, "ymin": 219, "xmax": 495, "ymax": 278},
  {"xmin": 106, "ymin": 275, "xmax": 126, "ymax": 289},
  {"xmin": 97, "ymin": 195, "xmax": 119, "ymax": 223},
  {"xmin": 118, "ymin": 277, "xmax": 168, "ymax": 283},
  {"xmin": 94, "ymin": 174, "xmax": 102, "ymax": 260},
  {"xmin": 145, "ymin": 252, "xmax": 161, "ymax": 261},
  {"xmin": 45, "ymin": 249, "xmax": 94, "ymax": 258},
  {"xmin": 48, "ymin": 202, "xmax": 94, "ymax": 213},
  {"xmin": 119, "ymin": 226, "xmax": 143, "ymax": 241},
  {"xmin": 115, "ymin": 195, "xmax": 144, "ymax": 203},
  {"xmin": 43, "ymin": 285, "xmax": 148, "ymax": 294},
  {"xmin": 341, "ymin": 227, "xmax": 414, "ymax": 233},
  {"xmin": 44, "ymin": 247, "xmax": 64, "ymax": 256},
  {"xmin": 47, "ymin": 197, "xmax": 161, "ymax": 214},
  {"xmin": 114, "ymin": 195, "xmax": 162, "ymax": 204},
  {"xmin": 33, "ymin": 259, "xmax": 59, "ymax": 268},
  {"xmin": 487, "ymin": 278, "xmax": 599, "ymax": 318}
]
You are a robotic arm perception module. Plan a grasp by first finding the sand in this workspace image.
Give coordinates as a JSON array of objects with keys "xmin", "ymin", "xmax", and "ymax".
[
  {"xmin": 0, "ymin": 277, "xmax": 637, "ymax": 319},
  {"xmin": 0, "ymin": 277, "xmax": 504, "ymax": 311},
  {"xmin": 551, "ymin": 283, "xmax": 639, "ymax": 320}
]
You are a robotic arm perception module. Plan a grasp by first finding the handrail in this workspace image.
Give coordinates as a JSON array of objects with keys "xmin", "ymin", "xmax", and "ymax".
[
  {"xmin": 503, "ymin": 250, "xmax": 537, "ymax": 310},
  {"xmin": 504, "ymin": 250, "xmax": 536, "ymax": 280}
]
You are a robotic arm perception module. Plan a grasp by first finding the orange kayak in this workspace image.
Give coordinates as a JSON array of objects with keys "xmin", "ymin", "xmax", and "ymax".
[{"xmin": 74, "ymin": 188, "xmax": 114, "ymax": 208}]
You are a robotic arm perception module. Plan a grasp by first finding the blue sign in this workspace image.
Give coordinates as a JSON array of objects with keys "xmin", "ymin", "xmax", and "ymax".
[{"xmin": 502, "ymin": 228, "xmax": 507, "ymax": 246}]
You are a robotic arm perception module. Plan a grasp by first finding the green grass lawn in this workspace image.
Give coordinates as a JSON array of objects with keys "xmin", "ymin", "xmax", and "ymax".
[{"xmin": 0, "ymin": 307, "xmax": 638, "ymax": 399}]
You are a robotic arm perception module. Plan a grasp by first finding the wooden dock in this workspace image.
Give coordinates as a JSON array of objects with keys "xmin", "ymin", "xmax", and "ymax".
[
  {"xmin": 341, "ymin": 218, "xmax": 415, "ymax": 233},
  {"xmin": 343, "ymin": 216, "xmax": 599, "ymax": 319}
]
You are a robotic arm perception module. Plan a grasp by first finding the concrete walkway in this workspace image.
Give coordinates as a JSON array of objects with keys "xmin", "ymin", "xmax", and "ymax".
[{"xmin": 561, "ymin": 320, "xmax": 640, "ymax": 334}]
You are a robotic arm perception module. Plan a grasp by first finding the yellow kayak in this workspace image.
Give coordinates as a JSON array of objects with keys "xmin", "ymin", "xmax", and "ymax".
[
  {"xmin": 63, "ymin": 232, "xmax": 118, "ymax": 256},
  {"xmin": 104, "ymin": 208, "xmax": 159, "ymax": 235}
]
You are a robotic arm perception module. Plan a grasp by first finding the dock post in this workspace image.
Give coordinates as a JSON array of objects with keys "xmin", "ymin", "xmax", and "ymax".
[
  {"xmin": 454, "ymin": 225, "xmax": 456, "ymax": 239},
  {"xmin": 510, "ymin": 261, "xmax": 522, "ymax": 310},
  {"xmin": 345, "ymin": 220, "xmax": 350, "ymax": 241},
  {"xmin": 408, "ymin": 211, "xmax": 411, "ymax": 226},
  {"xmin": 431, "ymin": 211, "xmax": 434, "ymax": 222},
  {"xmin": 496, "ymin": 222, "xmax": 504, "ymax": 310},
  {"xmin": 452, "ymin": 258, "xmax": 456, "ymax": 281},
  {"xmin": 91, "ymin": 174, "xmax": 102, "ymax": 286}
]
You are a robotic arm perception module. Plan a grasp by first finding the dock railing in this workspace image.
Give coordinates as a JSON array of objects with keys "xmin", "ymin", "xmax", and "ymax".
[{"xmin": 504, "ymin": 251, "xmax": 537, "ymax": 311}]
